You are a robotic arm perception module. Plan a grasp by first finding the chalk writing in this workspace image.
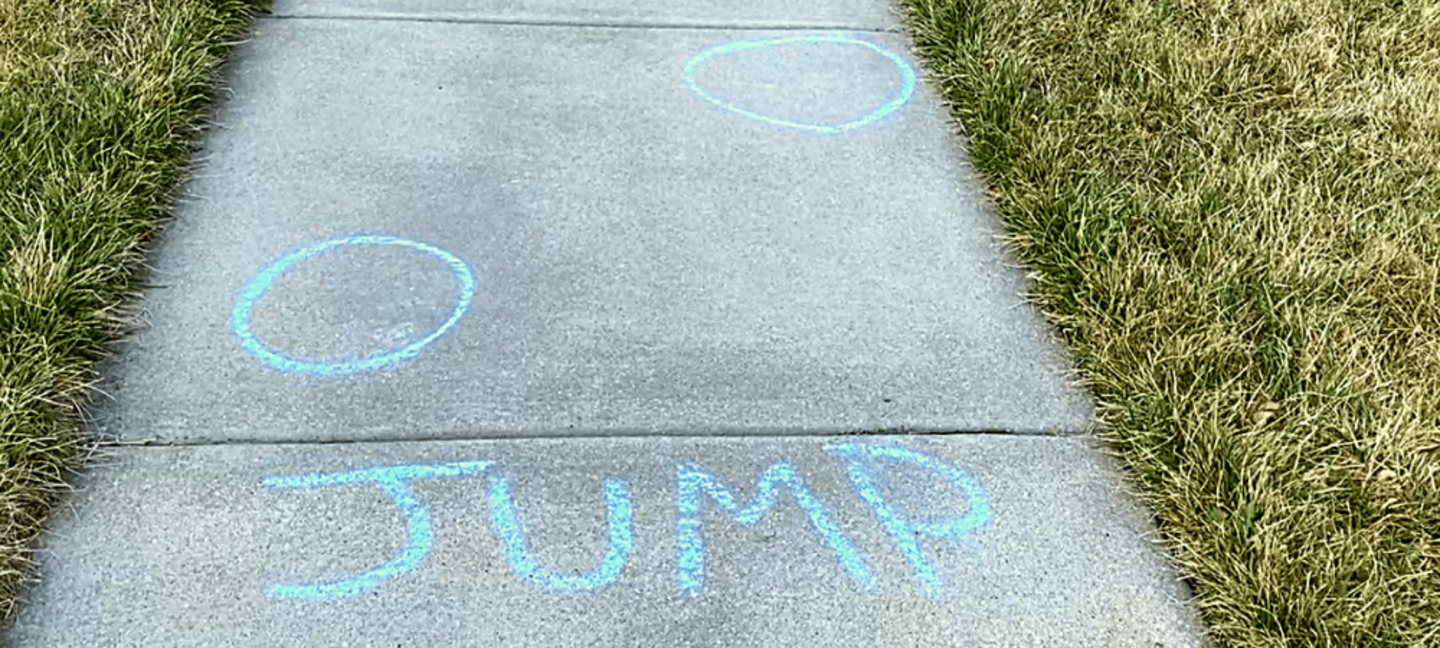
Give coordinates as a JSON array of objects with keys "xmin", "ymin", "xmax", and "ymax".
[
  {"xmin": 262, "ymin": 461, "xmax": 491, "ymax": 600},
  {"xmin": 231, "ymin": 235, "xmax": 475, "ymax": 376},
  {"xmin": 675, "ymin": 463, "xmax": 874, "ymax": 596},
  {"xmin": 684, "ymin": 34, "xmax": 917, "ymax": 134},
  {"xmin": 262, "ymin": 444, "xmax": 990, "ymax": 601},
  {"xmin": 827, "ymin": 443, "xmax": 991, "ymax": 598},
  {"xmin": 489, "ymin": 474, "xmax": 634, "ymax": 592}
]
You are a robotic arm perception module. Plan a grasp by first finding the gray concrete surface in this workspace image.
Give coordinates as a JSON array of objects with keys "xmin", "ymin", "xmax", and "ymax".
[
  {"xmin": 92, "ymin": 18, "xmax": 1094, "ymax": 443},
  {"xmin": 6, "ymin": 2, "xmax": 1215, "ymax": 646},
  {"xmin": 267, "ymin": 0, "xmax": 900, "ymax": 30},
  {"xmin": 9, "ymin": 436, "xmax": 1206, "ymax": 647}
]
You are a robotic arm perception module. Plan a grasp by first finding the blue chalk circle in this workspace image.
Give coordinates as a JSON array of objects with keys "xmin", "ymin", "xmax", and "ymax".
[
  {"xmin": 262, "ymin": 461, "xmax": 492, "ymax": 600},
  {"xmin": 489, "ymin": 474, "xmax": 634, "ymax": 592},
  {"xmin": 231, "ymin": 235, "xmax": 475, "ymax": 376},
  {"xmin": 675, "ymin": 463, "xmax": 875, "ymax": 597},
  {"xmin": 826, "ymin": 443, "xmax": 990, "ymax": 599},
  {"xmin": 684, "ymin": 34, "xmax": 917, "ymax": 134}
]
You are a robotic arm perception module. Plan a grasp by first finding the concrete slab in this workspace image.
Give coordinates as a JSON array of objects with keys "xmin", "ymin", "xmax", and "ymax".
[
  {"xmin": 8, "ymin": 436, "xmax": 1206, "ymax": 647},
  {"xmin": 95, "ymin": 19, "xmax": 1094, "ymax": 443},
  {"xmin": 266, "ymin": 0, "xmax": 901, "ymax": 31}
]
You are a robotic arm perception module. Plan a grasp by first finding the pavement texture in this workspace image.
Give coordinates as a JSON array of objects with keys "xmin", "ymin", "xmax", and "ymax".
[
  {"xmin": 89, "ymin": 18, "xmax": 1093, "ymax": 443},
  {"xmin": 7, "ymin": 0, "xmax": 1213, "ymax": 646},
  {"xmin": 266, "ymin": 0, "xmax": 899, "ymax": 29},
  {"xmin": 11, "ymin": 437, "xmax": 1203, "ymax": 647}
]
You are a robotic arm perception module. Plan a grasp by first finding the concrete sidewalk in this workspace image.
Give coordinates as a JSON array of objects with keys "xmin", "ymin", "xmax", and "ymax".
[{"xmin": 8, "ymin": 0, "xmax": 1210, "ymax": 645}]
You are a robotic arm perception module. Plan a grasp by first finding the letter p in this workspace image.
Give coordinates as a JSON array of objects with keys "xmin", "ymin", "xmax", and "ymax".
[{"xmin": 826, "ymin": 443, "xmax": 990, "ymax": 598}]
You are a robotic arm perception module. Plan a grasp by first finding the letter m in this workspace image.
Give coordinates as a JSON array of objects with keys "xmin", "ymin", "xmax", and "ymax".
[{"xmin": 675, "ymin": 463, "xmax": 874, "ymax": 596}]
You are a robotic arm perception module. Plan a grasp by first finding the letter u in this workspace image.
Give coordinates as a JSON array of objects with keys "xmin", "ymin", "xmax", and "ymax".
[{"xmin": 488, "ymin": 474, "xmax": 634, "ymax": 592}]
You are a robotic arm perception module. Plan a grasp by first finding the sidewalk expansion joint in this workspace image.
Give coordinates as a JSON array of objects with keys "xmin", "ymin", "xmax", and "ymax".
[
  {"xmin": 259, "ymin": 13, "xmax": 901, "ymax": 33},
  {"xmin": 93, "ymin": 428, "xmax": 1089, "ymax": 448}
]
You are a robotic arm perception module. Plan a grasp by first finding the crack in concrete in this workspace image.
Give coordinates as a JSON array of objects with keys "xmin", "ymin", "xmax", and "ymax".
[{"xmin": 258, "ymin": 13, "xmax": 901, "ymax": 33}]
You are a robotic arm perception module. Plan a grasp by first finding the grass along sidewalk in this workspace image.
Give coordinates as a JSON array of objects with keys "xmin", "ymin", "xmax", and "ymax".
[
  {"xmin": 897, "ymin": 0, "xmax": 1439, "ymax": 645},
  {"xmin": 0, "ymin": 0, "xmax": 267, "ymax": 627},
  {"xmin": 1, "ymin": 0, "xmax": 1436, "ymax": 644}
]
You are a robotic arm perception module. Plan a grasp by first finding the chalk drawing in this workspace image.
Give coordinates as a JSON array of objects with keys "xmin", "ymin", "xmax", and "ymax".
[
  {"xmin": 262, "ymin": 461, "xmax": 491, "ymax": 600},
  {"xmin": 262, "ymin": 445, "xmax": 990, "ymax": 601},
  {"xmin": 231, "ymin": 235, "xmax": 475, "ymax": 376},
  {"xmin": 489, "ymin": 474, "xmax": 634, "ymax": 592},
  {"xmin": 675, "ymin": 462, "xmax": 875, "ymax": 596},
  {"xmin": 684, "ymin": 34, "xmax": 917, "ymax": 134},
  {"xmin": 825, "ymin": 443, "xmax": 990, "ymax": 598}
]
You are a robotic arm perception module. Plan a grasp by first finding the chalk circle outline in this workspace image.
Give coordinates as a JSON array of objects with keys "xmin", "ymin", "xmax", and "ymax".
[
  {"xmin": 684, "ymin": 33, "xmax": 918, "ymax": 134},
  {"xmin": 231, "ymin": 235, "xmax": 475, "ymax": 376}
]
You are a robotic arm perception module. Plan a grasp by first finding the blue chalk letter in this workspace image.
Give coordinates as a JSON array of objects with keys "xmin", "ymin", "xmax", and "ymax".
[
  {"xmin": 826, "ymin": 443, "xmax": 990, "ymax": 598},
  {"xmin": 262, "ymin": 461, "xmax": 492, "ymax": 600},
  {"xmin": 489, "ymin": 474, "xmax": 633, "ymax": 592},
  {"xmin": 676, "ymin": 463, "xmax": 875, "ymax": 596}
]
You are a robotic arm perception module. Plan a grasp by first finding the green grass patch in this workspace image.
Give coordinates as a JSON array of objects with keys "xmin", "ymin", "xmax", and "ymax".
[
  {"xmin": 897, "ymin": 0, "xmax": 1440, "ymax": 644},
  {"xmin": 0, "ymin": 0, "xmax": 267, "ymax": 626}
]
